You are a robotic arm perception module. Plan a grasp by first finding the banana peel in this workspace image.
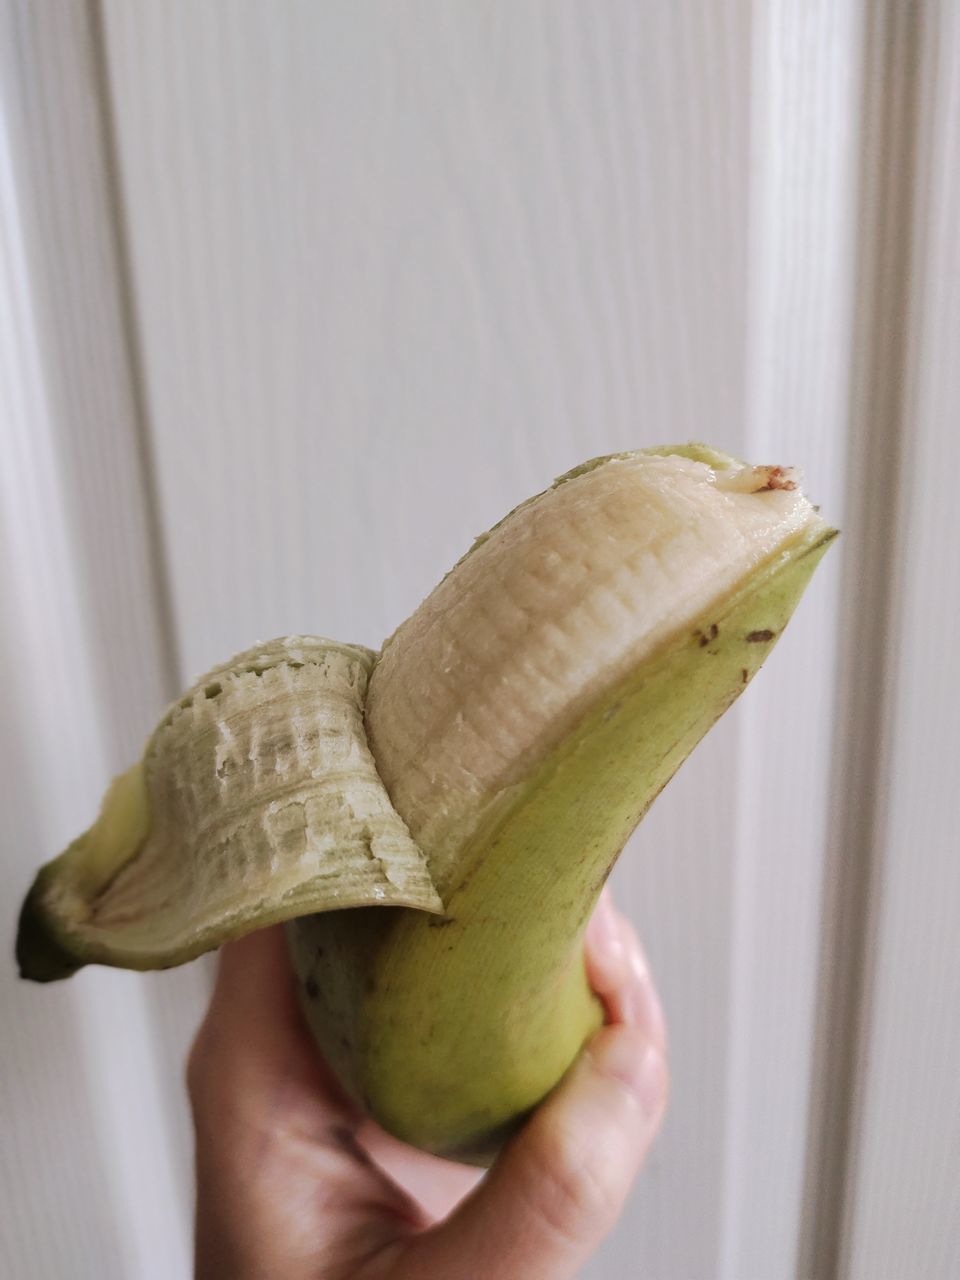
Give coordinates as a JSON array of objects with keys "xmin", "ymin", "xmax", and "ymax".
[
  {"xmin": 16, "ymin": 639, "xmax": 443, "ymax": 982},
  {"xmin": 16, "ymin": 445, "xmax": 836, "ymax": 1161}
]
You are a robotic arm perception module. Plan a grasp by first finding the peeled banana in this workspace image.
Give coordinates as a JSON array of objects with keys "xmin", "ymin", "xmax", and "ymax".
[{"xmin": 16, "ymin": 445, "xmax": 835, "ymax": 1162}]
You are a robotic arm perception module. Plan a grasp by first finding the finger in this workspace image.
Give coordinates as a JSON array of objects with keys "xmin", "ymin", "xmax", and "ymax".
[
  {"xmin": 188, "ymin": 927, "xmax": 359, "ymax": 1133},
  {"xmin": 584, "ymin": 896, "xmax": 667, "ymax": 1053},
  {"xmin": 210, "ymin": 926, "xmax": 303, "ymax": 1034},
  {"xmin": 190, "ymin": 929, "xmax": 428, "ymax": 1274},
  {"xmin": 608, "ymin": 910, "xmax": 668, "ymax": 1053},
  {"xmin": 396, "ymin": 1022, "xmax": 668, "ymax": 1280},
  {"xmin": 584, "ymin": 889, "xmax": 627, "ymax": 1001}
]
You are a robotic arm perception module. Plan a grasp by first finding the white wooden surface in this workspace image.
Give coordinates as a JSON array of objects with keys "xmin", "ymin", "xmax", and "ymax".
[
  {"xmin": 1, "ymin": 3, "xmax": 205, "ymax": 1276},
  {"xmin": 839, "ymin": 5, "xmax": 960, "ymax": 1277},
  {"xmin": 2, "ymin": 3, "xmax": 957, "ymax": 1278}
]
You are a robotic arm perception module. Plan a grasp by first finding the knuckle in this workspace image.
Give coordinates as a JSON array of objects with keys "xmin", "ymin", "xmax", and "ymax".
[{"xmin": 522, "ymin": 1122, "xmax": 619, "ymax": 1245}]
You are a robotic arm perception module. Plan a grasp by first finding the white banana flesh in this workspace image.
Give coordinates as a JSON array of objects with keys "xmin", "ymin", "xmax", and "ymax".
[{"xmin": 369, "ymin": 451, "xmax": 821, "ymax": 890}]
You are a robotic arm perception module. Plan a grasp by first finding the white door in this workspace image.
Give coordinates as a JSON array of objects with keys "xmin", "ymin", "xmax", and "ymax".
[{"xmin": 2, "ymin": 4, "xmax": 957, "ymax": 1277}]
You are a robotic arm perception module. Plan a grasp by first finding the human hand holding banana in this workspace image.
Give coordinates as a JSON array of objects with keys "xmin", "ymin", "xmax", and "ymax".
[{"xmin": 188, "ymin": 891, "xmax": 667, "ymax": 1280}]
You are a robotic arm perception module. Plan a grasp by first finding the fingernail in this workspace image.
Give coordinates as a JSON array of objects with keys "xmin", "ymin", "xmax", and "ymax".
[{"xmin": 589, "ymin": 1027, "xmax": 668, "ymax": 1119}]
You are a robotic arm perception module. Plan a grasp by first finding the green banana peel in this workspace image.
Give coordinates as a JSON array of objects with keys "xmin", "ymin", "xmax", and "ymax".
[
  {"xmin": 289, "ymin": 514, "xmax": 835, "ymax": 1160},
  {"xmin": 15, "ymin": 445, "xmax": 836, "ymax": 1162}
]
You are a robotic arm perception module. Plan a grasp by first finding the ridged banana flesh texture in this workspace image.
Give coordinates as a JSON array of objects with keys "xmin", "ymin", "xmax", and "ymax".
[{"xmin": 17, "ymin": 446, "xmax": 836, "ymax": 1161}]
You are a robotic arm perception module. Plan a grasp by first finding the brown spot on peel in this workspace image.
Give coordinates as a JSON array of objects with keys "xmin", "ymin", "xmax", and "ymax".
[{"xmin": 746, "ymin": 629, "xmax": 775, "ymax": 643}]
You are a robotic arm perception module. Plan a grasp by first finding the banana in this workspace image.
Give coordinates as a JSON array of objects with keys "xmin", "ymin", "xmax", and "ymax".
[{"xmin": 16, "ymin": 445, "xmax": 835, "ymax": 1161}]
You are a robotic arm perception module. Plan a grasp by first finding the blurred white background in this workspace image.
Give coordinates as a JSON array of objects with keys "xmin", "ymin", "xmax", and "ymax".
[{"xmin": 1, "ymin": 3, "xmax": 957, "ymax": 1278}]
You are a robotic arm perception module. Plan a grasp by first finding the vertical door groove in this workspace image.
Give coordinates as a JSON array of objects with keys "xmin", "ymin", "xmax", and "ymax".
[
  {"xmin": 797, "ymin": 5, "xmax": 926, "ymax": 1277},
  {"xmin": 88, "ymin": 0, "xmax": 182, "ymax": 699}
]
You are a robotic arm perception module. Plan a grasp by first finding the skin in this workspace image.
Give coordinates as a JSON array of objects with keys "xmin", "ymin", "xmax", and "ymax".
[{"xmin": 188, "ymin": 892, "xmax": 668, "ymax": 1280}]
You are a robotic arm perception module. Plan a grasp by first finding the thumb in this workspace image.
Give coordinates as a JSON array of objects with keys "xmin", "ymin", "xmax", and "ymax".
[{"xmin": 401, "ymin": 1023, "xmax": 668, "ymax": 1280}]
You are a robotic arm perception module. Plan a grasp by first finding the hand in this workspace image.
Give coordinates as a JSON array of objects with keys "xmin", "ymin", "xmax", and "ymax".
[{"xmin": 187, "ymin": 893, "xmax": 668, "ymax": 1279}]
